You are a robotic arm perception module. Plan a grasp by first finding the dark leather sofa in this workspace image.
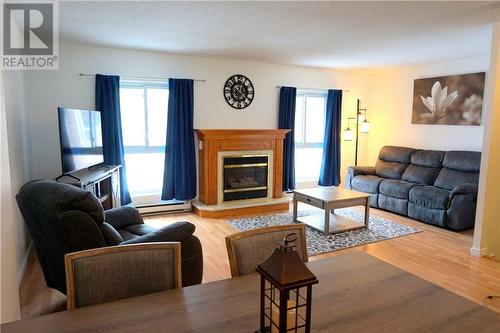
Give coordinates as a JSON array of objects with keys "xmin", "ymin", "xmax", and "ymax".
[
  {"xmin": 346, "ymin": 146, "xmax": 481, "ymax": 231},
  {"xmin": 16, "ymin": 180, "xmax": 203, "ymax": 294}
]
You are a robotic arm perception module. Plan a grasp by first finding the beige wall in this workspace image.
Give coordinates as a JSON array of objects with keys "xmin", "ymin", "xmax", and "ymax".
[
  {"xmin": 0, "ymin": 72, "xmax": 22, "ymax": 323},
  {"xmin": 362, "ymin": 56, "xmax": 489, "ymax": 165},
  {"xmin": 472, "ymin": 23, "xmax": 500, "ymax": 258},
  {"xmin": 1, "ymin": 20, "xmax": 30, "ymax": 323}
]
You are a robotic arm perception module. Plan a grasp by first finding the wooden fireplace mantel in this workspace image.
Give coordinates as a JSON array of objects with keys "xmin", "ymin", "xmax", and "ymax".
[{"xmin": 195, "ymin": 129, "xmax": 290, "ymax": 205}]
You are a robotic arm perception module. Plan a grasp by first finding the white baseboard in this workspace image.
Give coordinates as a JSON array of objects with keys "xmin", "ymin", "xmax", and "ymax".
[
  {"xmin": 470, "ymin": 246, "xmax": 487, "ymax": 257},
  {"xmin": 17, "ymin": 240, "xmax": 33, "ymax": 285},
  {"xmin": 138, "ymin": 202, "xmax": 191, "ymax": 215}
]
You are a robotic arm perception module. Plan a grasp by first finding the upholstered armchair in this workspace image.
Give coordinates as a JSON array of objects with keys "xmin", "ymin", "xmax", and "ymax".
[{"xmin": 16, "ymin": 180, "xmax": 203, "ymax": 294}]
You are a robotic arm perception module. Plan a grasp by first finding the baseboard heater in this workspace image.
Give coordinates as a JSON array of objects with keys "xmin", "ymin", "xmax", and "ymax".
[{"xmin": 137, "ymin": 201, "xmax": 192, "ymax": 215}]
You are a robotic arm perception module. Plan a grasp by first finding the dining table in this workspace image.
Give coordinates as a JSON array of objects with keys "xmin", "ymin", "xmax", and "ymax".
[{"xmin": 3, "ymin": 252, "xmax": 500, "ymax": 332}]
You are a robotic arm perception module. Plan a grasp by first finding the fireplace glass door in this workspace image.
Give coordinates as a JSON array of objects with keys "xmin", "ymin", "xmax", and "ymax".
[{"xmin": 223, "ymin": 155, "xmax": 269, "ymax": 201}]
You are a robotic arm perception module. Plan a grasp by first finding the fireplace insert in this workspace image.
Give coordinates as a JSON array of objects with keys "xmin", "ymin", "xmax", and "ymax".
[{"xmin": 223, "ymin": 155, "xmax": 269, "ymax": 201}]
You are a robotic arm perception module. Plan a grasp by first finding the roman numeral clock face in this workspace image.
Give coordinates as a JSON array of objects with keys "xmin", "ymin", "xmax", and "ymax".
[{"xmin": 223, "ymin": 74, "xmax": 254, "ymax": 109}]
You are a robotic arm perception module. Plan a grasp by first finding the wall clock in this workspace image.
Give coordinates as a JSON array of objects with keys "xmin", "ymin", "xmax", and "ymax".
[{"xmin": 223, "ymin": 74, "xmax": 255, "ymax": 109}]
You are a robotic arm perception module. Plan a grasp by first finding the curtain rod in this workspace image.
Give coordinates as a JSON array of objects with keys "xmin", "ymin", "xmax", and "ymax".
[
  {"xmin": 275, "ymin": 85, "xmax": 349, "ymax": 92},
  {"xmin": 78, "ymin": 73, "xmax": 206, "ymax": 82}
]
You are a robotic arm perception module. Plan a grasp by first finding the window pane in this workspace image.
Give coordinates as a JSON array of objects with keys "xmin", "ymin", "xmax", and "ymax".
[
  {"xmin": 146, "ymin": 88, "xmax": 168, "ymax": 146},
  {"xmin": 120, "ymin": 84, "xmax": 169, "ymax": 199},
  {"xmin": 120, "ymin": 88, "xmax": 146, "ymax": 146},
  {"xmin": 294, "ymin": 93, "xmax": 327, "ymax": 182},
  {"xmin": 294, "ymin": 96, "xmax": 304, "ymax": 143},
  {"xmin": 295, "ymin": 147, "xmax": 323, "ymax": 182},
  {"xmin": 304, "ymin": 96, "xmax": 325, "ymax": 143},
  {"xmin": 124, "ymin": 151, "xmax": 165, "ymax": 196}
]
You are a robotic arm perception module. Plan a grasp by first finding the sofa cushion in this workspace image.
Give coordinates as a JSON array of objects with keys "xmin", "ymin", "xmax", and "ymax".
[
  {"xmin": 443, "ymin": 151, "xmax": 481, "ymax": 172},
  {"xmin": 374, "ymin": 146, "xmax": 414, "ymax": 179},
  {"xmin": 402, "ymin": 165, "xmax": 441, "ymax": 185},
  {"xmin": 351, "ymin": 175, "xmax": 383, "ymax": 194},
  {"xmin": 434, "ymin": 168, "xmax": 479, "ymax": 191},
  {"xmin": 378, "ymin": 194, "xmax": 408, "ymax": 215},
  {"xmin": 379, "ymin": 179, "xmax": 416, "ymax": 199},
  {"xmin": 411, "ymin": 150, "xmax": 445, "ymax": 168},
  {"xmin": 99, "ymin": 222, "xmax": 123, "ymax": 245},
  {"xmin": 375, "ymin": 160, "xmax": 408, "ymax": 179},
  {"xmin": 408, "ymin": 202, "xmax": 446, "ymax": 227},
  {"xmin": 124, "ymin": 224, "xmax": 157, "ymax": 236},
  {"xmin": 378, "ymin": 146, "xmax": 415, "ymax": 163},
  {"xmin": 409, "ymin": 186, "xmax": 449, "ymax": 209},
  {"xmin": 434, "ymin": 150, "xmax": 481, "ymax": 190}
]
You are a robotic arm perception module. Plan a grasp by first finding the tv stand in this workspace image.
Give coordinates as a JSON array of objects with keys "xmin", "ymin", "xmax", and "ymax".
[
  {"xmin": 55, "ymin": 172, "xmax": 81, "ymax": 182},
  {"xmin": 87, "ymin": 163, "xmax": 111, "ymax": 171},
  {"xmin": 55, "ymin": 165, "xmax": 122, "ymax": 209}
]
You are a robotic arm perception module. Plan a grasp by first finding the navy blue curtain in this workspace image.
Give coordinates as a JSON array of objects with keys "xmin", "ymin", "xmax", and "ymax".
[
  {"xmin": 319, "ymin": 89, "xmax": 342, "ymax": 186},
  {"xmin": 278, "ymin": 87, "xmax": 297, "ymax": 191},
  {"xmin": 95, "ymin": 74, "xmax": 132, "ymax": 205},
  {"xmin": 161, "ymin": 79, "xmax": 196, "ymax": 201}
]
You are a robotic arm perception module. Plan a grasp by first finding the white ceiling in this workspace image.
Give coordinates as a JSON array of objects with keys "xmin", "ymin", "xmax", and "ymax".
[{"xmin": 59, "ymin": 1, "xmax": 500, "ymax": 70}]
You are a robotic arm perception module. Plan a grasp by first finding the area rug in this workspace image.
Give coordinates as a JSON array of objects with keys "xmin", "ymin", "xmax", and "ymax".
[{"xmin": 228, "ymin": 208, "xmax": 421, "ymax": 256}]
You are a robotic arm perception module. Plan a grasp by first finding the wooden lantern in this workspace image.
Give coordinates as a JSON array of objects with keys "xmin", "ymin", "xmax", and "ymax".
[{"xmin": 255, "ymin": 233, "xmax": 318, "ymax": 333}]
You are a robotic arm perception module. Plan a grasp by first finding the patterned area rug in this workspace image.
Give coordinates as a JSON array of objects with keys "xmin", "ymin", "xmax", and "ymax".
[{"xmin": 228, "ymin": 208, "xmax": 421, "ymax": 256}]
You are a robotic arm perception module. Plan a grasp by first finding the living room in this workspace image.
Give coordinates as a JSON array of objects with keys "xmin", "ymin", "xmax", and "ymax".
[{"xmin": 1, "ymin": 1, "xmax": 500, "ymax": 332}]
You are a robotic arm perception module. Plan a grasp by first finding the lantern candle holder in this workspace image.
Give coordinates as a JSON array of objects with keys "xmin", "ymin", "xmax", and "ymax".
[{"xmin": 255, "ymin": 233, "xmax": 319, "ymax": 333}]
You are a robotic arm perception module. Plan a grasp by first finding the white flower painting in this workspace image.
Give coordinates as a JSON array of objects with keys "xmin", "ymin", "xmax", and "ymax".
[{"xmin": 412, "ymin": 72, "xmax": 485, "ymax": 125}]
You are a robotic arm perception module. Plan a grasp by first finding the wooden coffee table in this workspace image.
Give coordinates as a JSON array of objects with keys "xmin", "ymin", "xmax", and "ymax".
[{"xmin": 293, "ymin": 187, "xmax": 371, "ymax": 235}]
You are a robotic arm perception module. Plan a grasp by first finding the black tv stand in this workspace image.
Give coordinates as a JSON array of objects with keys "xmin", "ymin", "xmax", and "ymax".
[
  {"xmin": 55, "ymin": 165, "xmax": 122, "ymax": 209},
  {"xmin": 55, "ymin": 172, "xmax": 81, "ymax": 182},
  {"xmin": 88, "ymin": 163, "xmax": 111, "ymax": 171}
]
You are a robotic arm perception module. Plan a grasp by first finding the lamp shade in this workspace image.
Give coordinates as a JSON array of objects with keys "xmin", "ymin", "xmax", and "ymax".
[
  {"xmin": 360, "ymin": 121, "xmax": 370, "ymax": 133},
  {"xmin": 344, "ymin": 128, "xmax": 354, "ymax": 141}
]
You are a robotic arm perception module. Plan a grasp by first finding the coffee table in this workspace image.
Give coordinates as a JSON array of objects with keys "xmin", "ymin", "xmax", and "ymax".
[{"xmin": 293, "ymin": 187, "xmax": 371, "ymax": 235}]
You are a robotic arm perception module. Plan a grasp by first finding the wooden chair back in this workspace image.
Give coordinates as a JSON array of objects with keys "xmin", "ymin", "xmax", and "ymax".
[
  {"xmin": 65, "ymin": 242, "xmax": 181, "ymax": 310},
  {"xmin": 225, "ymin": 224, "xmax": 308, "ymax": 277}
]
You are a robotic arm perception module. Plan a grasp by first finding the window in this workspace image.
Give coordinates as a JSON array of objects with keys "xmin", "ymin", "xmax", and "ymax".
[
  {"xmin": 120, "ymin": 80, "xmax": 168, "ymax": 203},
  {"xmin": 294, "ymin": 91, "xmax": 327, "ymax": 183}
]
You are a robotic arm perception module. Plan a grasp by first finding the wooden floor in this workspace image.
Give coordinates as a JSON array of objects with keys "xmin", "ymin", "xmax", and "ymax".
[{"xmin": 19, "ymin": 206, "xmax": 500, "ymax": 319}]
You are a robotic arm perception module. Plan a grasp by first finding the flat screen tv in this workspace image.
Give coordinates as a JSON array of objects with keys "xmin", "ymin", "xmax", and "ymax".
[{"xmin": 58, "ymin": 107, "xmax": 104, "ymax": 173}]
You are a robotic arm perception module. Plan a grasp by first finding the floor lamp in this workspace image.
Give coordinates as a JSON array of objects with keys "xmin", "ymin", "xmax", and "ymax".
[{"xmin": 344, "ymin": 99, "xmax": 370, "ymax": 166}]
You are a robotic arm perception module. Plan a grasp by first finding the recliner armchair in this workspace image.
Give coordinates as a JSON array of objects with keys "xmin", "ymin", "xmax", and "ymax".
[{"xmin": 16, "ymin": 180, "xmax": 203, "ymax": 294}]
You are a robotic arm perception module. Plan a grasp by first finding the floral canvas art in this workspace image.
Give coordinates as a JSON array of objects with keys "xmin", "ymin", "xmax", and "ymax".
[{"xmin": 412, "ymin": 72, "xmax": 485, "ymax": 125}]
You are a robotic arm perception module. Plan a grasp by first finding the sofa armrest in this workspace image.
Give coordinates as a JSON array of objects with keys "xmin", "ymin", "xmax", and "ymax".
[
  {"xmin": 449, "ymin": 183, "xmax": 478, "ymax": 198},
  {"xmin": 60, "ymin": 210, "xmax": 107, "ymax": 252},
  {"xmin": 345, "ymin": 166, "xmax": 376, "ymax": 189},
  {"xmin": 120, "ymin": 221, "xmax": 196, "ymax": 244},
  {"xmin": 447, "ymin": 184, "xmax": 479, "ymax": 231},
  {"xmin": 104, "ymin": 206, "xmax": 144, "ymax": 230},
  {"xmin": 121, "ymin": 222, "xmax": 202, "ymax": 286},
  {"xmin": 347, "ymin": 166, "xmax": 376, "ymax": 177}
]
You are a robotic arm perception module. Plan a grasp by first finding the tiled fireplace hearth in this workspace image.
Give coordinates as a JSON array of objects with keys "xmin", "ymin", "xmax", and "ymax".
[{"xmin": 192, "ymin": 129, "xmax": 291, "ymax": 218}]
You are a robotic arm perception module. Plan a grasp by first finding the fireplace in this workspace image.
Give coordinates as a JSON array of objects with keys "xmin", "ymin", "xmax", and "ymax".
[
  {"xmin": 193, "ymin": 129, "xmax": 290, "ymax": 218},
  {"xmin": 223, "ymin": 155, "xmax": 269, "ymax": 202}
]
